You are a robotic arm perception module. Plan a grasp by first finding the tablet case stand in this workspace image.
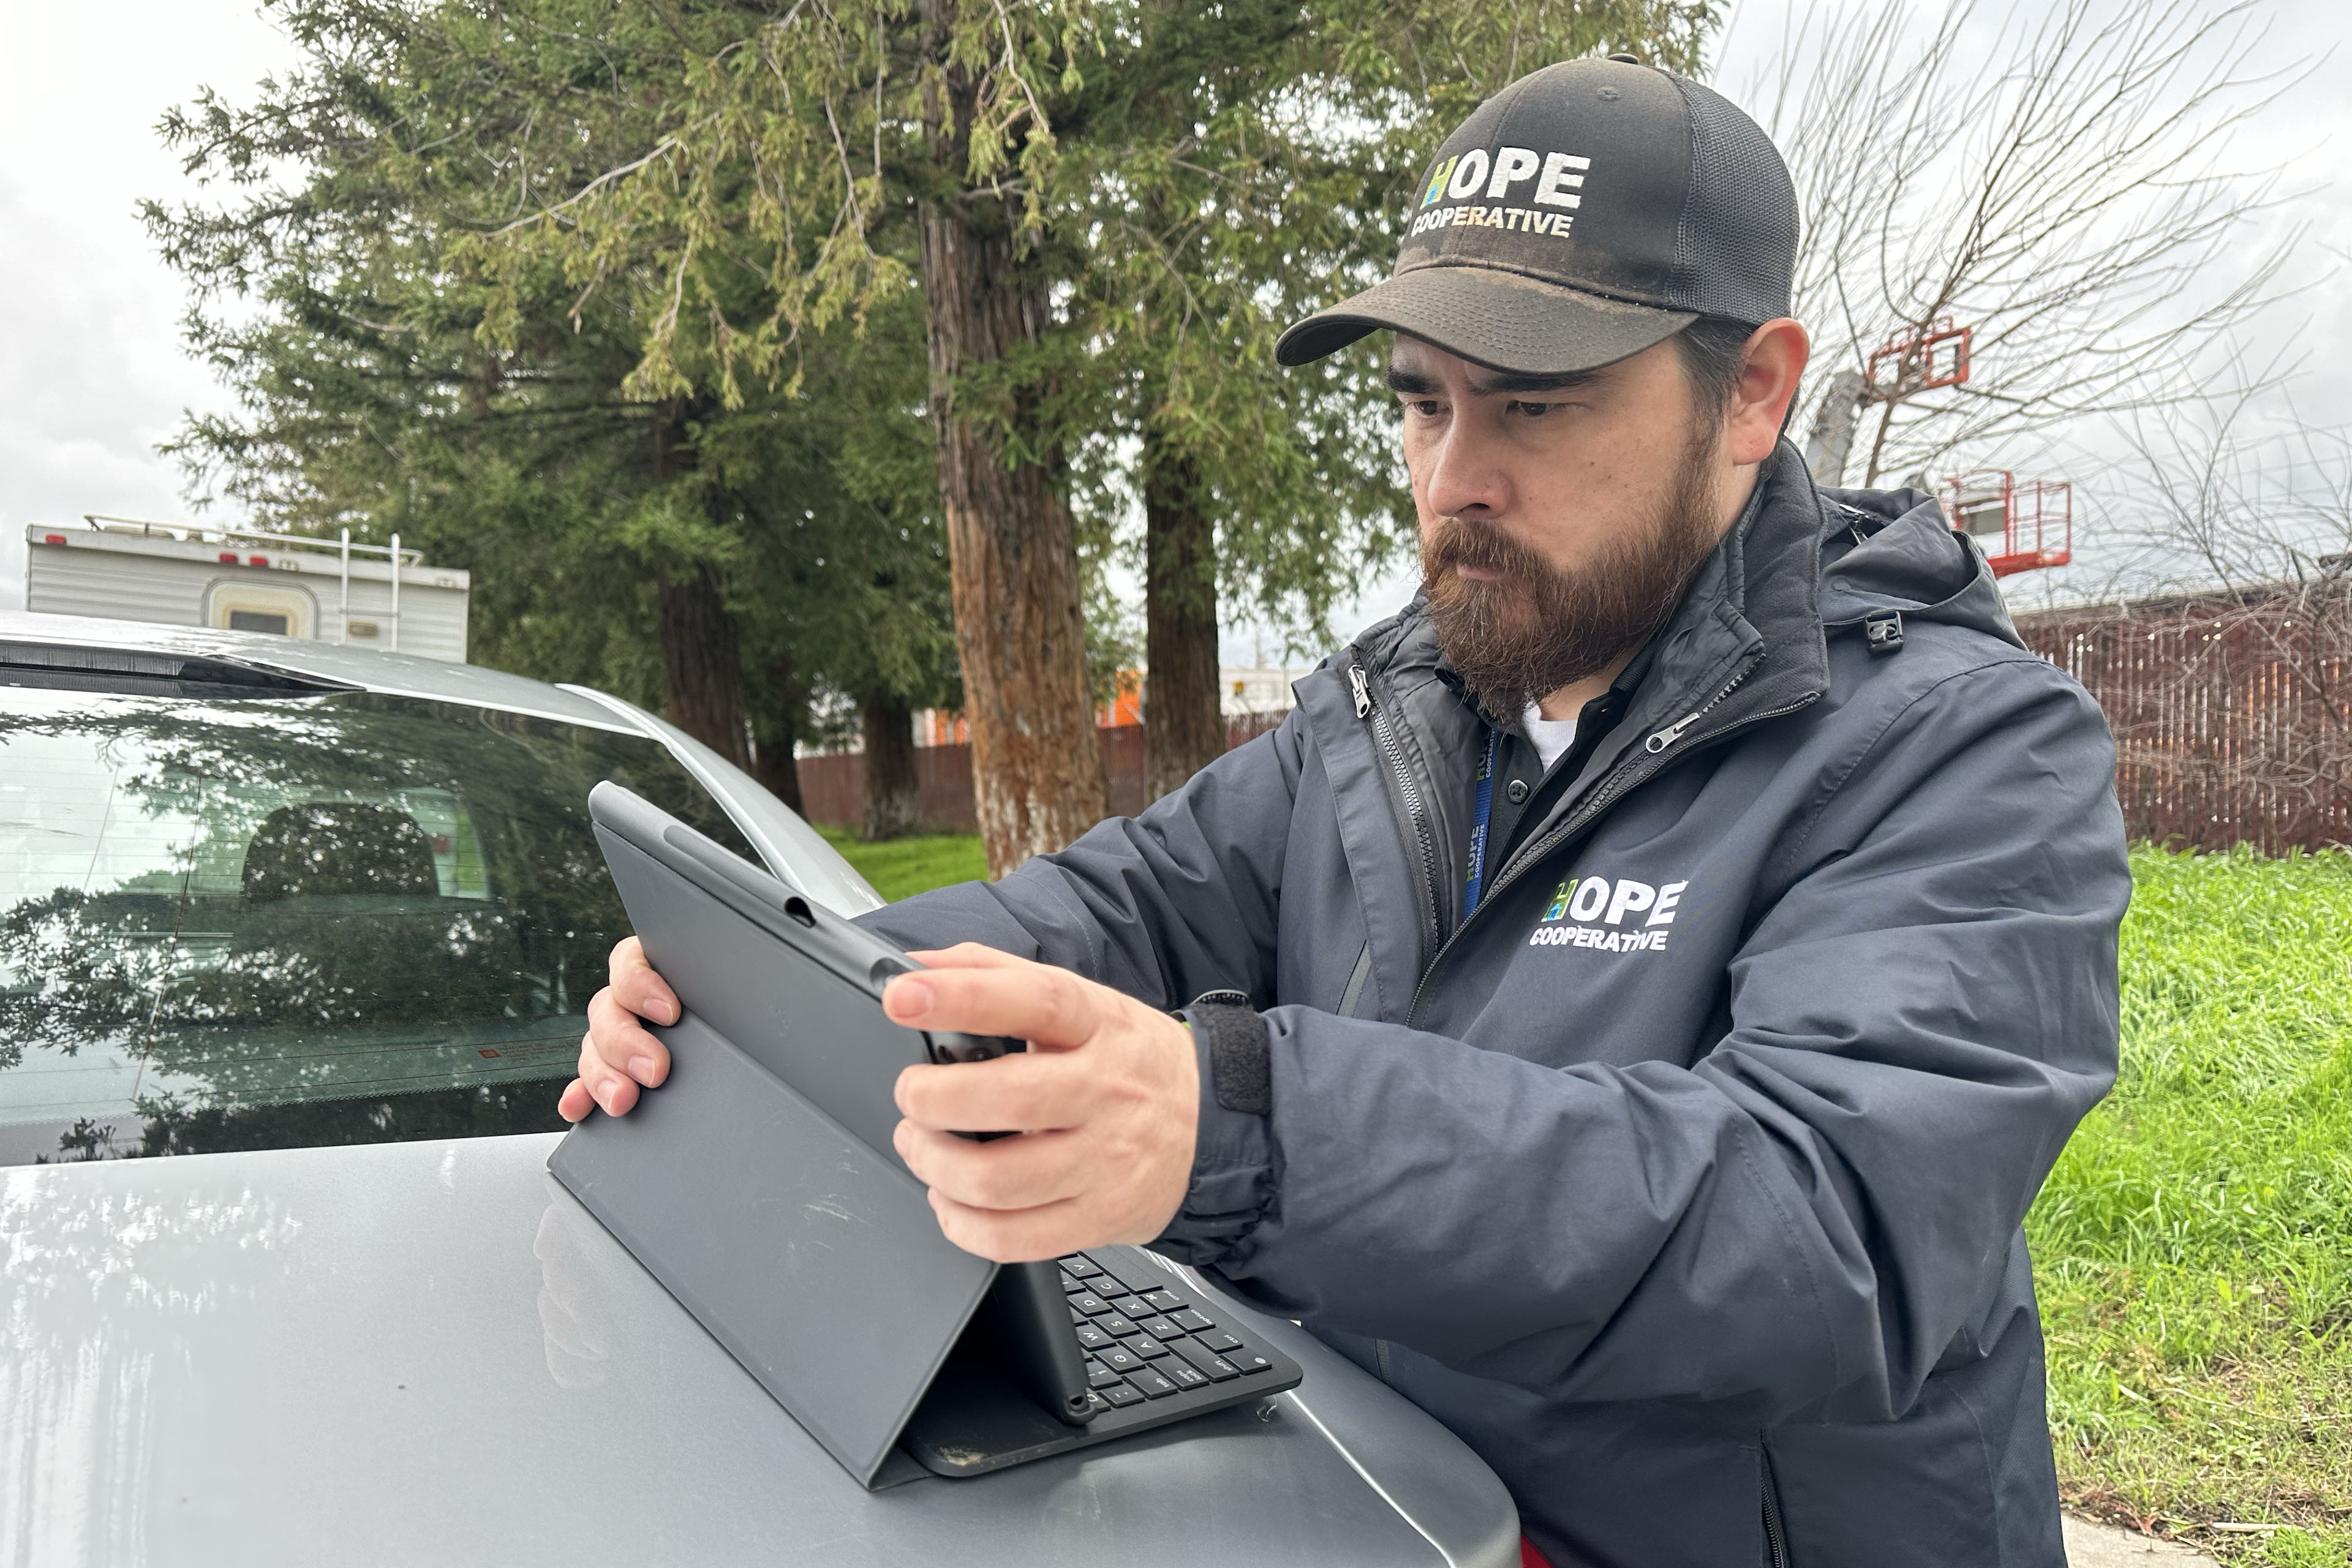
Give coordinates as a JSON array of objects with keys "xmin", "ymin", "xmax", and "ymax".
[{"xmin": 549, "ymin": 786, "xmax": 1094, "ymax": 1488}]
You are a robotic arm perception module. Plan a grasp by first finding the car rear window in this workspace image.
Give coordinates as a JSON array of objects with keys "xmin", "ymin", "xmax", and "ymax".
[{"xmin": 0, "ymin": 687, "xmax": 756, "ymax": 1166}]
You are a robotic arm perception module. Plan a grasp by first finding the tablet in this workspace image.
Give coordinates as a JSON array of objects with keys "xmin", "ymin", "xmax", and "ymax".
[
  {"xmin": 550, "ymin": 782, "xmax": 1295, "ymax": 1488},
  {"xmin": 550, "ymin": 782, "xmax": 1016, "ymax": 1484}
]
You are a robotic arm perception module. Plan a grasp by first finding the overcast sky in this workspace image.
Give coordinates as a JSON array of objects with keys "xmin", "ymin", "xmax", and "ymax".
[{"xmin": 2, "ymin": 0, "xmax": 2345, "ymax": 657}]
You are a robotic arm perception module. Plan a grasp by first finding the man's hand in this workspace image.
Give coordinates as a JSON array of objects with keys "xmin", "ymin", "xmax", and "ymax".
[
  {"xmin": 558, "ymin": 937, "xmax": 679, "ymax": 1123},
  {"xmin": 883, "ymin": 943, "xmax": 1199, "ymax": 1264}
]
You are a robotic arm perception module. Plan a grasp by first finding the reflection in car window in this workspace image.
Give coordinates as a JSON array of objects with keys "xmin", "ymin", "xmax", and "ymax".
[{"xmin": 0, "ymin": 688, "xmax": 754, "ymax": 1166}]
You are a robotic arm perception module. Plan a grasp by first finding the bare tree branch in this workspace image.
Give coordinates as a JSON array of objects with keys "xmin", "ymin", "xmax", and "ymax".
[{"xmin": 1735, "ymin": 0, "xmax": 2318, "ymax": 486}]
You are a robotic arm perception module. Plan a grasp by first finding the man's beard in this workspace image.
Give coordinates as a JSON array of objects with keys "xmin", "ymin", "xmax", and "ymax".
[{"xmin": 1421, "ymin": 429, "xmax": 1724, "ymax": 723}]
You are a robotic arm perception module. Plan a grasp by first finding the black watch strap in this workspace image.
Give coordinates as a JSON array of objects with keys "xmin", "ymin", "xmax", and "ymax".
[{"xmin": 1182, "ymin": 995, "xmax": 1270, "ymax": 1116}]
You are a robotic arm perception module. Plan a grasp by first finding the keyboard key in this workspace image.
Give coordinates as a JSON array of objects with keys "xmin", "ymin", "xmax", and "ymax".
[
  {"xmin": 1095, "ymin": 1251, "xmax": 1177, "ymax": 1296},
  {"xmin": 1086, "ymin": 1362, "xmax": 1123, "ymax": 1389},
  {"xmin": 1096, "ymin": 1344, "xmax": 1145, "ymax": 1374},
  {"xmin": 1061, "ymin": 1256, "xmax": 1104, "ymax": 1280},
  {"xmin": 1069, "ymin": 1293, "xmax": 1114, "ymax": 1317},
  {"xmin": 1163, "ymin": 1361, "xmax": 1210, "ymax": 1390},
  {"xmin": 1074, "ymin": 1322, "xmax": 1112, "ymax": 1351},
  {"xmin": 1100, "ymin": 1382, "xmax": 1146, "ymax": 1408},
  {"xmin": 1084, "ymin": 1389, "xmax": 1111, "ymax": 1414},
  {"xmin": 1168, "ymin": 1339, "xmax": 1240, "ymax": 1381},
  {"xmin": 1130, "ymin": 1336, "xmax": 1170, "ymax": 1360},
  {"xmin": 1137, "ymin": 1316, "xmax": 1186, "ymax": 1341},
  {"xmin": 1126, "ymin": 1368, "xmax": 1180, "ymax": 1400},
  {"xmin": 1227, "ymin": 1348, "xmax": 1275, "ymax": 1374},
  {"xmin": 1060, "ymin": 1272, "xmax": 1085, "ymax": 1294},
  {"xmin": 1098, "ymin": 1313, "xmax": 1142, "ymax": 1337},
  {"xmin": 1140, "ymin": 1289, "xmax": 1184, "ymax": 1314},
  {"xmin": 1197, "ymin": 1330, "xmax": 1245, "ymax": 1354},
  {"xmin": 1167, "ymin": 1308, "xmax": 1215, "ymax": 1333}
]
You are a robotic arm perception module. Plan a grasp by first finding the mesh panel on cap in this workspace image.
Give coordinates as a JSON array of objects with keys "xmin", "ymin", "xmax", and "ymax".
[{"xmin": 1667, "ymin": 75, "xmax": 1798, "ymax": 326}]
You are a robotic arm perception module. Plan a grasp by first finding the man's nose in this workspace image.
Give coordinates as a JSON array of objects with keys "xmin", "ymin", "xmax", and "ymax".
[{"xmin": 1422, "ymin": 420, "xmax": 1508, "ymax": 519}]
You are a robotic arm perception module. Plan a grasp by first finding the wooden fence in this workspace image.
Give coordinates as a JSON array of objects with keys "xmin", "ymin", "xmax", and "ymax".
[
  {"xmin": 801, "ymin": 600, "xmax": 2352, "ymax": 856},
  {"xmin": 796, "ymin": 712, "xmax": 1289, "ymax": 835},
  {"xmin": 2016, "ymin": 592, "xmax": 2352, "ymax": 854}
]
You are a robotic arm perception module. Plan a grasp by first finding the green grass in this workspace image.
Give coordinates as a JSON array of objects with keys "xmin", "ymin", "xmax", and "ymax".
[
  {"xmin": 818, "ymin": 827, "xmax": 2352, "ymax": 1558},
  {"xmin": 2030, "ymin": 846, "xmax": 2352, "ymax": 1564},
  {"xmin": 817, "ymin": 826, "xmax": 989, "ymax": 904}
]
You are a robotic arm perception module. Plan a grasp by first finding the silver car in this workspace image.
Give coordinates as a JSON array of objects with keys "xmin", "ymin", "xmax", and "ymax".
[{"xmin": 0, "ymin": 612, "xmax": 1517, "ymax": 1568}]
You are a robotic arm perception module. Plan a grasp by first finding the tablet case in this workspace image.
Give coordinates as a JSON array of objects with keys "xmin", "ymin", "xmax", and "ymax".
[
  {"xmin": 551, "ymin": 782, "xmax": 1296, "ymax": 1489},
  {"xmin": 552, "ymin": 783, "xmax": 1011, "ymax": 1487}
]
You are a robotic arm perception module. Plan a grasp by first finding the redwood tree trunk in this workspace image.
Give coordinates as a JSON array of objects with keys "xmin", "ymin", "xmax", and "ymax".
[
  {"xmin": 1144, "ymin": 435, "xmax": 1223, "ymax": 801},
  {"xmin": 916, "ymin": 39, "xmax": 1108, "ymax": 877},
  {"xmin": 860, "ymin": 691, "xmax": 921, "ymax": 841},
  {"xmin": 753, "ymin": 652, "xmax": 804, "ymax": 813},
  {"xmin": 657, "ymin": 561, "xmax": 750, "ymax": 769},
  {"xmin": 650, "ymin": 408, "xmax": 752, "ymax": 771}
]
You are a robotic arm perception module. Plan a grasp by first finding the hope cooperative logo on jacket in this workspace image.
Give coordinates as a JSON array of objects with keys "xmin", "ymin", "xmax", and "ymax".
[{"xmin": 1527, "ymin": 873, "xmax": 1687, "ymax": 952}]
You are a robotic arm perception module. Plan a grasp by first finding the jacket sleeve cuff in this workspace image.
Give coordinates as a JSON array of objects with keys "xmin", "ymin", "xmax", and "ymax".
[{"xmin": 1152, "ymin": 1005, "xmax": 1276, "ymax": 1267}]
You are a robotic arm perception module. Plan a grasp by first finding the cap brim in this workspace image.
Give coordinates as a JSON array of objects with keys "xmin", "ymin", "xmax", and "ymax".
[{"xmin": 1275, "ymin": 265, "xmax": 1696, "ymax": 376}]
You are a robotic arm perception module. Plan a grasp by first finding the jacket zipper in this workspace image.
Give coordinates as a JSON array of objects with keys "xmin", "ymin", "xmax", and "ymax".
[
  {"xmin": 1643, "ymin": 665, "xmax": 1753, "ymax": 756},
  {"xmin": 1352, "ymin": 662, "xmax": 1446, "ymax": 964},
  {"xmin": 1403, "ymin": 654, "xmax": 1818, "ymax": 1027},
  {"xmin": 1761, "ymin": 1449, "xmax": 1789, "ymax": 1568}
]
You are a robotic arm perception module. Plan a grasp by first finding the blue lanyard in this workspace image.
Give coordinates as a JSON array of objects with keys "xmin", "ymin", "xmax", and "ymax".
[{"xmin": 1463, "ymin": 726, "xmax": 1502, "ymax": 916}]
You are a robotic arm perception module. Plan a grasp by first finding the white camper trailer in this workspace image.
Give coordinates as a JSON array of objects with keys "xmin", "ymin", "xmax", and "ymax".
[{"xmin": 23, "ymin": 517, "xmax": 470, "ymax": 663}]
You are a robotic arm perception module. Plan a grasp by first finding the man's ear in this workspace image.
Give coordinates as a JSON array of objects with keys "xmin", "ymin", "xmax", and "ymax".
[{"xmin": 1725, "ymin": 319, "xmax": 1810, "ymax": 467}]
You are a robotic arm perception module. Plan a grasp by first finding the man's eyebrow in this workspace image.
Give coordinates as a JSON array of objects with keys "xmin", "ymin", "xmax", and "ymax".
[
  {"xmin": 1467, "ymin": 367, "xmax": 1608, "ymax": 397},
  {"xmin": 1383, "ymin": 363, "xmax": 1610, "ymax": 398}
]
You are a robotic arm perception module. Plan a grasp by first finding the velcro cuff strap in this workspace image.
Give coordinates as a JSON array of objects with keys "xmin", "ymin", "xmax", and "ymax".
[{"xmin": 1184, "ymin": 1001, "xmax": 1271, "ymax": 1117}]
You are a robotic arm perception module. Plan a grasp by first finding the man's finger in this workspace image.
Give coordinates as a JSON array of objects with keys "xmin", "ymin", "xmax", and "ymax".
[
  {"xmin": 587, "ymin": 989, "xmax": 671, "ymax": 1085},
  {"xmin": 882, "ymin": 961, "xmax": 1102, "ymax": 1047},
  {"xmin": 557, "ymin": 1076, "xmax": 597, "ymax": 1123},
  {"xmin": 904, "ymin": 942, "xmax": 1025, "ymax": 971},
  {"xmin": 926, "ymin": 1188, "xmax": 1090, "ymax": 1265},
  {"xmin": 893, "ymin": 1054, "xmax": 1100, "ymax": 1132},
  {"xmin": 897, "ymin": 1123, "xmax": 1091, "ymax": 1212},
  {"xmin": 559, "ymin": 1068, "xmax": 638, "ymax": 1119},
  {"xmin": 595, "ymin": 1074, "xmax": 643, "ymax": 1117},
  {"xmin": 607, "ymin": 936, "xmax": 680, "ymax": 1027},
  {"xmin": 569, "ymin": 1030, "xmax": 645, "ymax": 1117},
  {"xmin": 566, "ymin": 1036, "xmax": 621, "ymax": 1118}
]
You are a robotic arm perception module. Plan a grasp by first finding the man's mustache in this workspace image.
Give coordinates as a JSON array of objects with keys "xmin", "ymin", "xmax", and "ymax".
[{"xmin": 1423, "ymin": 516, "xmax": 1553, "ymax": 581}]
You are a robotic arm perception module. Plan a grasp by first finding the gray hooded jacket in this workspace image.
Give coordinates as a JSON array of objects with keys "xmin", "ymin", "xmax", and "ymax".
[{"xmin": 862, "ymin": 443, "xmax": 2128, "ymax": 1567}]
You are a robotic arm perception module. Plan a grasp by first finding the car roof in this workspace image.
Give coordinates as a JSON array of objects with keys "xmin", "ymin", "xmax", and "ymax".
[
  {"xmin": 0, "ymin": 609, "xmax": 635, "ymax": 733},
  {"xmin": 0, "ymin": 606, "xmax": 888, "ymax": 919}
]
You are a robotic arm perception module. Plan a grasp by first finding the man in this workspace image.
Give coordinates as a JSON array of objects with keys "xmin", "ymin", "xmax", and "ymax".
[{"xmin": 565, "ymin": 56, "xmax": 2128, "ymax": 1567}]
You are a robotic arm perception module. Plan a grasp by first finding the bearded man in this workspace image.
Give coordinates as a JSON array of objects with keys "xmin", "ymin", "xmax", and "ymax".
[{"xmin": 567, "ymin": 56, "xmax": 2128, "ymax": 1568}]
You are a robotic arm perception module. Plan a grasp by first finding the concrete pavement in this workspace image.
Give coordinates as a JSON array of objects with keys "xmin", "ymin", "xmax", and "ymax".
[{"xmin": 2064, "ymin": 1514, "xmax": 2222, "ymax": 1566}]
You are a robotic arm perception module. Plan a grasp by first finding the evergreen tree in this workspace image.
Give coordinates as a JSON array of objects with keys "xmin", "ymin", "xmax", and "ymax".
[
  {"xmin": 157, "ymin": 1, "xmax": 1713, "ymax": 869},
  {"xmin": 148, "ymin": 1, "xmax": 957, "ymax": 820},
  {"xmin": 485, "ymin": 0, "xmax": 1711, "ymax": 866}
]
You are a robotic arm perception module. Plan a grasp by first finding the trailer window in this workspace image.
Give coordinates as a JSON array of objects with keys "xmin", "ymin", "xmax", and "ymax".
[
  {"xmin": 206, "ymin": 581, "xmax": 317, "ymax": 639},
  {"xmin": 0, "ymin": 687, "xmax": 756, "ymax": 1166}
]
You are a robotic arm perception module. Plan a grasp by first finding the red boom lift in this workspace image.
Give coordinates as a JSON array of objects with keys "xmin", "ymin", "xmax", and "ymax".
[{"xmin": 1940, "ymin": 471, "xmax": 2072, "ymax": 578}]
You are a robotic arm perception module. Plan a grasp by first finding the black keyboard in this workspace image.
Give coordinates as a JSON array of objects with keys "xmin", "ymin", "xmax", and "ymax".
[
  {"xmin": 897, "ymin": 1245, "xmax": 1304, "ymax": 1477},
  {"xmin": 1059, "ymin": 1247, "xmax": 1286, "ymax": 1413}
]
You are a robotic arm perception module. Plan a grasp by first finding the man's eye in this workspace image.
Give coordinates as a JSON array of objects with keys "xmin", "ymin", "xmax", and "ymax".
[
  {"xmin": 1508, "ymin": 399, "xmax": 1565, "ymax": 417},
  {"xmin": 1401, "ymin": 399, "xmax": 1446, "ymax": 418}
]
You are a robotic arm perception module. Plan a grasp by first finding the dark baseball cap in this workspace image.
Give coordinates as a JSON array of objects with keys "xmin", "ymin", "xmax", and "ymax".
[{"xmin": 1275, "ymin": 56, "xmax": 1798, "ymax": 376}]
